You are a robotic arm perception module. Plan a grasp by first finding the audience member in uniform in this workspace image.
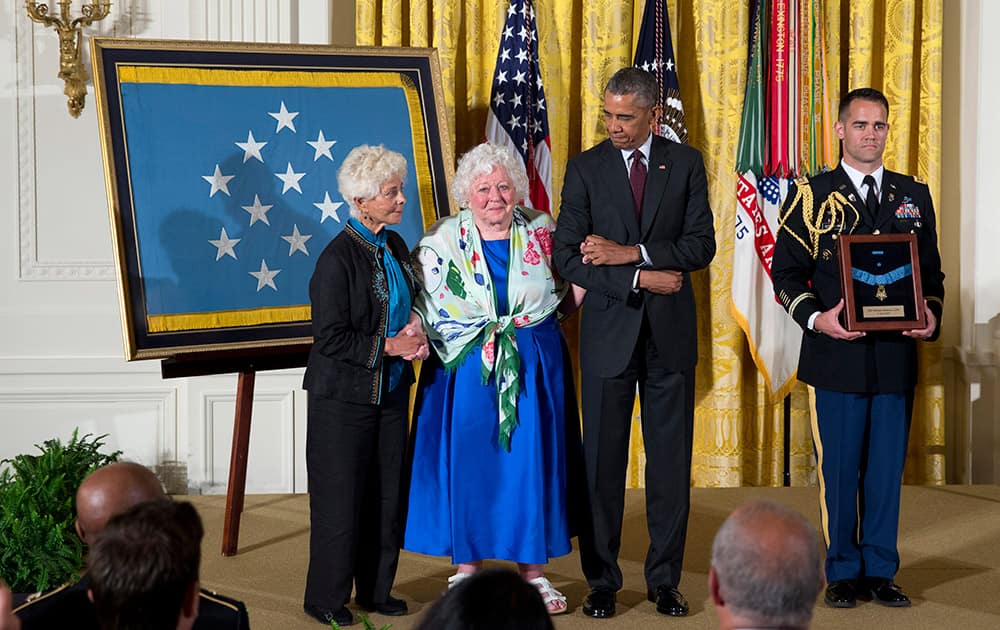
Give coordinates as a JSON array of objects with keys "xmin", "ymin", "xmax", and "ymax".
[
  {"xmin": 709, "ymin": 501, "xmax": 824, "ymax": 630},
  {"xmin": 88, "ymin": 500, "xmax": 203, "ymax": 630},
  {"xmin": 14, "ymin": 462, "xmax": 249, "ymax": 628},
  {"xmin": 414, "ymin": 568, "xmax": 553, "ymax": 630}
]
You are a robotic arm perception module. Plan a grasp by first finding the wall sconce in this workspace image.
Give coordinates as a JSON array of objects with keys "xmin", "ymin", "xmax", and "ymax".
[{"xmin": 25, "ymin": 1, "xmax": 112, "ymax": 118}]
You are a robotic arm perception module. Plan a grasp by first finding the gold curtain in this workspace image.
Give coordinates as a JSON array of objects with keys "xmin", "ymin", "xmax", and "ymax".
[{"xmin": 358, "ymin": 0, "xmax": 945, "ymax": 487}]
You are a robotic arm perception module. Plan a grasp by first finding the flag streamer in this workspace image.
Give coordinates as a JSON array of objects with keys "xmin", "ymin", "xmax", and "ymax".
[{"xmin": 732, "ymin": 0, "xmax": 835, "ymax": 397}]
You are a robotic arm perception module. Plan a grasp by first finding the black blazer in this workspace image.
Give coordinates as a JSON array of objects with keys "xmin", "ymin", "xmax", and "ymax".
[
  {"xmin": 771, "ymin": 165, "xmax": 945, "ymax": 393},
  {"xmin": 553, "ymin": 136, "xmax": 716, "ymax": 377},
  {"xmin": 302, "ymin": 223, "xmax": 419, "ymax": 404}
]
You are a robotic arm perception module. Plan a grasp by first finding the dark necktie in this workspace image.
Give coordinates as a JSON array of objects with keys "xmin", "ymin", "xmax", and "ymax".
[
  {"xmin": 629, "ymin": 150, "xmax": 646, "ymax": 218},
  {"xmin": 863, "ymin": 174, "xmax": 879, "ymax": 224}
]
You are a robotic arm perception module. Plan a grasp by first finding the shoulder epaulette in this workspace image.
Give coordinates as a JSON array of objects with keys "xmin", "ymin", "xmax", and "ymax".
[
  {"xmin": 199, "ymin": 587, "xmax": 244, "ymax": 613},
  {"xmin": 11, "ymin": 581, "xmax": 74, "ymax": 612}
]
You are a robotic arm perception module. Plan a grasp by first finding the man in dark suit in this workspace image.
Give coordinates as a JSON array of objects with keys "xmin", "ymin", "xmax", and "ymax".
[
  {"xmin": 553, "ymin": 66, "xmax": 716, "ymax": 619},
  {"xmin": 772, "ymin": 87, "xmax": 944, "ymax": 609},
  {"xmin": 14, "ymin": 462, "xmax": 250, "ymax": 629}
]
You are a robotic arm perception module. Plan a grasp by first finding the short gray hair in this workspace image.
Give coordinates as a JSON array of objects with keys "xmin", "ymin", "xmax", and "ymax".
[
  {"xmin": 605, "ymin": 66, "xmax": 659, "ymax": 108},
  {"xmin": 711, "ymin": 501, "xmax": 824, "ymax": 629},
  {"xmin": 450, "ymin": 142, "xmax": 529, "ymax": 209},
  {"xmin": 337, "ymin": 144, "xmax": 408, "ymax": 218}
]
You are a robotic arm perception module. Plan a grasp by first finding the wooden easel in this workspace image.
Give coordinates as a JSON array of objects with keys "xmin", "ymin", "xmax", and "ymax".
[{"xmin": 162, "ymin": 344, "xmax": 310, "ymax": 556}]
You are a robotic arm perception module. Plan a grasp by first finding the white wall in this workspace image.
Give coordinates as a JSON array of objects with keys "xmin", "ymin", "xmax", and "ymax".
[
  {"xmin": 967, "ymin": 4, "xmax": 1000, "ymax": 327},
  {"xmin": 948, "ymin": 0, "xmax": 1000, "ymax": 483},
  {"xmin": 0, "ymin": 1, "xmax": 331, "ymax": 494}
]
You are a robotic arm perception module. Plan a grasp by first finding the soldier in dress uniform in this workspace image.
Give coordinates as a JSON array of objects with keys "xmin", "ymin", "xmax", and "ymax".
[
  {"xmin": 772, "ymin": 87, "xmax": 944, "ymax": 609},
  {"xmin": 14, "ymin": 462, "xmax": 249, "ymax": 629}
]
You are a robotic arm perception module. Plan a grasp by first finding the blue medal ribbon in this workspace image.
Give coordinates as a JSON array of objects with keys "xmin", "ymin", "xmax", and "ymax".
[{"xmin": 851, "ymin": 264, "xmax": 912, "ymax": 286}]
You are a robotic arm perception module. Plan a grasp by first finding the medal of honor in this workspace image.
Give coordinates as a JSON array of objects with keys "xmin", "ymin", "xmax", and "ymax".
[
  {"xmin": 853, "ymin": 264, "xmax": 910, "ymax": 305},
  {"xmin": 852, "ymin": 265, "xmax": 912, "ymax": 294}
]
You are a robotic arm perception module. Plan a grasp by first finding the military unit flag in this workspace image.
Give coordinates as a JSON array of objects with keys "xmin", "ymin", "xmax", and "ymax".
[{"xmin": 731, "ymin": 0, "xmax": 836, "ymax": 397}]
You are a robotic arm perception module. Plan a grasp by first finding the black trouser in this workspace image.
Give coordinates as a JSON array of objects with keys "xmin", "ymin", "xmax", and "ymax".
[
  {"xmin": 578, "ymin": 316, "xmax": 695, "ymax": 591},
  {"xmin": 304, "ymin": 385, "xmax": 408, "ymax": 610}
]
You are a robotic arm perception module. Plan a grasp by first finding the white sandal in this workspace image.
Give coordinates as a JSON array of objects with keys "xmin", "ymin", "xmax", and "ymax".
[
  {"xmin": 528, "ymin": 576, "xmax": 568, "ymax": 615},
  {"xmin": 448, "ymin": 571, "xmax": 473, "ymax": 590}
]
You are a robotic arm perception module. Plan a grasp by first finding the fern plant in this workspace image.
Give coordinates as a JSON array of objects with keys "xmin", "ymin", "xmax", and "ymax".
[{"xmin": 0, "ymin": 430, "xmax": 121, "ymax": 593}]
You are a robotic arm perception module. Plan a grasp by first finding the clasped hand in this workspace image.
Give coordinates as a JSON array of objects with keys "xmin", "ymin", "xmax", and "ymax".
[
  {"xmin": 386, "ymin": 313, "xmax": 430, "ymax": 360},
  {"xmin": 580, "ymin": 235, "xmax": 681, "ymax": 295},
  {"xmin": 637, "ymin": 269, "xmax": 683, "ymax": 295},
  {"xmin": 580, "ymin": 235, "xmax": 640, "ymax": 266}
]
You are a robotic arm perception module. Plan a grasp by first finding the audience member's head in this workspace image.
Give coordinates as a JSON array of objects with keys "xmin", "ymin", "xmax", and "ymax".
[
  {"xmin": 415, "ymin": 568, "xmax": 554, "ymax": 630},
  {"xmin": 1, "ymin": 580, "xmax": 21, "ymax": 630},
  {"xmin": 88, "ymin": 500, "xmax": 203, "ymax": 630},
  {"xmin": 710, "ymin": 500, "xmax": 824, "ymax": 630},
  {"xmin": 75, "ymin": 462, "xmax": 165, "ymax": 544}
]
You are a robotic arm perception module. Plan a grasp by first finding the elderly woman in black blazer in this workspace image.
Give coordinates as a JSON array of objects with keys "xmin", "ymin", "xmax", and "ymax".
[{"xmin": 302, "ymin": 144, "xmax": 428, "ymax": 627}]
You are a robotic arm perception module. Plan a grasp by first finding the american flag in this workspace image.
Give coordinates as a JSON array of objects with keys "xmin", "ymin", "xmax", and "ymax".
[
  {"xmin": 633, "ymin": 0, "xmax": 688, "ymax": 143},
  {"xmin": 485, "ymin": 0, "xmax": 553, "ymax": 213}
]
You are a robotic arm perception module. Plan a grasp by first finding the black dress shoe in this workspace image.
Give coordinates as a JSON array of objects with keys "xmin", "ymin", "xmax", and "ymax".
[
  {"xmin": 356, "ymin": 595, "xmax": 409, "ymax": 616},
  {"xmin": 304, "ymin": 603, "xmax": 355, "ymax": 626},
  {"xmin": 647, "ymin": 585, "xmax": 689, "ymax": 616},
  {"xmin": 582, "ymin": 587, "xmax": 616, "ymax": 618},
  {"xmin": 864, "ymin": 578, "xmax": 911, "ymax": 607},
  {"xmin": 824, "ymin": 579, "xmax": 857, "ymax": 608}
]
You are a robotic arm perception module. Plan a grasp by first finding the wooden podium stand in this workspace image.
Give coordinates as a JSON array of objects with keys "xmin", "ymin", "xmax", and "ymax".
[{"xmin": 161, "ymin": 344, "xmax": 310, "ymax": 556}]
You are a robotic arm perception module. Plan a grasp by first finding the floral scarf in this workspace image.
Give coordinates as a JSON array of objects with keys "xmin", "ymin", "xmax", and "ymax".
[{"xmin": 413, "ymin": 206, "xmax": 565, "ymax": 450}]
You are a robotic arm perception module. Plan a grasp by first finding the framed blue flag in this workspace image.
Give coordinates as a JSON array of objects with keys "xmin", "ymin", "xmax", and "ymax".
[{"xmin": 91, "ymin": 39, "xmax": 454, "ymax": 360}]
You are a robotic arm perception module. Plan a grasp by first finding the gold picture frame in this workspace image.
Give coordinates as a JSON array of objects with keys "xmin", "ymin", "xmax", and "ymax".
[{"xmin": 91, "ymin": 38, "xmax": 454, "ymax": 361}]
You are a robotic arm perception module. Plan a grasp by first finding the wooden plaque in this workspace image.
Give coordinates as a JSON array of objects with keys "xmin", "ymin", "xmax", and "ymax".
[{"xmin": 837, "ymin": 233, "xmax": 925, "ymax": 332}]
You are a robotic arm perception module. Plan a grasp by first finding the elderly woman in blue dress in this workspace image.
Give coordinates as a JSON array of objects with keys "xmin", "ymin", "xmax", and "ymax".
[
  {"xmin": 405, "ymin": 142, "xmax": 582, "ymax": 614},
  {"xmin": 302, "ymin": 144, "xmax": 428, "ymax": 626}
]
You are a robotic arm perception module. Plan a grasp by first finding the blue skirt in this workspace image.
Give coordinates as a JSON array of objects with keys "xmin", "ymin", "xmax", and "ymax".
[{"xmin": 404, "ymin": 315, "xmax": 573, "ymax": 565}]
